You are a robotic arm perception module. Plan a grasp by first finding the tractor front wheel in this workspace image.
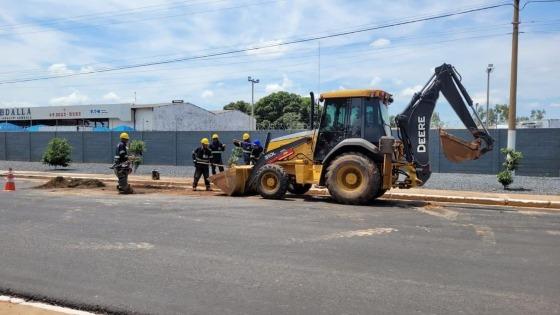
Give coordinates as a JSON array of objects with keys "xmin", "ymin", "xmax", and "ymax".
[
  {"xmin": 257, "ymin": 164, "xmax": 289, "ymax": 199},
  {"xmin": 326, "ymin": 153, "xmax": 380, "ymax": 205}
]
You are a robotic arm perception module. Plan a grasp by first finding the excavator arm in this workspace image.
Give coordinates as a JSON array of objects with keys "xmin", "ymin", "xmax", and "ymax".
[{"xmin": 395, "ymin": 63, "xmax": 494, "ymax": 184}]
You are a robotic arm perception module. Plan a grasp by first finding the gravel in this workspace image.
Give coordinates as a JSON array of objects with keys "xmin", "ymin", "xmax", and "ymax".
[
  {"xmin": 422, "ymin": 172, "xmax": 560, "ymax": 195},
  {"xmin": 1, "ymin": 160, "xmax": 558, "ymax": 195}
]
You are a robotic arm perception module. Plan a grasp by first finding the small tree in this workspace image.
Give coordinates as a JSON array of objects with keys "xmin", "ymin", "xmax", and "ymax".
[
  {"xmin": 497, "ymin": 148, "xmax": 523, "ymax": 189},
  {"xmin": 228, "ymin": 146, "xmax": 243, "ymax": 166},
  {"xmin": 42, "ymin": 138, "xmax": 72, "ymax": 169},
  {"xmin": 129, "ymin": 140, "xmax": 146, "ymax": 172}
]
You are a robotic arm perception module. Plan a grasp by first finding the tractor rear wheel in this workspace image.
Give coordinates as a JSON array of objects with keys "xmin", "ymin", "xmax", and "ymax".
[
  {"xmin": 288, "ymin": 182, "xmax": 312, "ymax": 195},
  {"xmin": 326, "ymin": 153, "xmax": 380, "ymax": 205},
  {"xmin": 257, "ymin": 164, "xmax": 289, "ymax": 199}
]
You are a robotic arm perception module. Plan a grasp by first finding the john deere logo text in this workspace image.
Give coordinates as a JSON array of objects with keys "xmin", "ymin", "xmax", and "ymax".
[{"xmin": 417, "ymin": 116, "xmax": 426, "ymax": 153}]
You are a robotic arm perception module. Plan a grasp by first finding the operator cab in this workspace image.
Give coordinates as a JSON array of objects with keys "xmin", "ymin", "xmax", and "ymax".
[{"xmin": 314, "ymin": 89, "xmax": 393, "ymax": 161}]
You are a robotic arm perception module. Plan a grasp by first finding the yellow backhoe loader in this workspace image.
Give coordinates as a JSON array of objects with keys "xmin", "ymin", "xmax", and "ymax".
[{"xmin": 211, "ymin": 64, "xmax": 494, "ymax": 204}]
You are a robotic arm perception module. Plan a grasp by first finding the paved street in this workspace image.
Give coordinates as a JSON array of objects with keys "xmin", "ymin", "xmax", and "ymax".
[{"xmin": 1, "ymin": 180, "xmax": 559, "ymax": 315}]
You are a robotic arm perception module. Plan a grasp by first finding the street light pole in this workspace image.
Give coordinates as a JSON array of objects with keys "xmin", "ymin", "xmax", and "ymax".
[
  {"xmin": 248, "ymin": 76, "xmax": 259, "ymax": 130},
  {"xmin": 507, "ymin": 0, "xmax": 520, "ymax": 150},
  {"xmin": 486, "ymin": 64, "xmax": 494, "ymax": 126}
]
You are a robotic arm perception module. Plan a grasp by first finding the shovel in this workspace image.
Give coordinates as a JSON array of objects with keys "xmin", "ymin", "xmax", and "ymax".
[{"xmin": 439, "ymin": 129, "xmax": 483, "ymax": 163}]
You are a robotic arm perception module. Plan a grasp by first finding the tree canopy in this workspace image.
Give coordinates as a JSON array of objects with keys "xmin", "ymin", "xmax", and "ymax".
[
  {"xmin": 224, "ymin": 92, "xmax": 320, "ymax": 129},
  {"xmin": 223, "ymin": 100, "xmax": 252, "ymax": 115}
]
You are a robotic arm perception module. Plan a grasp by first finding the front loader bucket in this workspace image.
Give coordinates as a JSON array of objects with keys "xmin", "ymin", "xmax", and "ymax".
[
  {"xmin": 209, "ymin": 165, "xmax": 253, "ymax": 196},
  {"xmin": 439, "ymin": 129, "xmax": 482, "ymax": 163}
]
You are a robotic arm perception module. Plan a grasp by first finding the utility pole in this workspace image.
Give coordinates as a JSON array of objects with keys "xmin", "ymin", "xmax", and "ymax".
[
  {"xmin": 507, "ymin": 0, "xmax": 520, "ymax": 150},
  {"xmin": 486, "ymin": 64, "xmax": 494, "ymax": 126},
  {"xmin": 248, "ymin": 76, "xmax": 259, "ymax": 130}
]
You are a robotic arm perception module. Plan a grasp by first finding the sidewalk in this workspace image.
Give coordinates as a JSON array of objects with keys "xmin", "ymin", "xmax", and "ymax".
[{"xmin": 4, "ymin": 170, "xmax": 559, "ymax": 210}]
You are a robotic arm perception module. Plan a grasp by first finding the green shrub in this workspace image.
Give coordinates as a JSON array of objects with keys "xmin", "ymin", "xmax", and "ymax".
[
  {"xmin": 496, "ymin": 148, "xmax": 523, "ymax": 189},
  {"xmin": 228, "ymin": 146, "xmax": 243, "ymax": 166},
  {"xmin": 501, "ymin": 148, "xmax": 523, "ymax": 172},
  {"xmin": 129, "ymin": 140, "xmax": 146, "ymax": 172},
  {"xmin": 42, "ymin": 138, "xmax": 72, "ymax": 168},
  {"xmin": 497, "ymin": 170, "xmax": 513, "ymax": 188}
]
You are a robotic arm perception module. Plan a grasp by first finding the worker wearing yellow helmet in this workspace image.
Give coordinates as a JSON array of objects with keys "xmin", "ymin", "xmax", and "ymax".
[
  {"xmin": 209, "ymin": 133, "xmax": 226, "ymax": 175},
  {"xmin": 192, "ymin": 137, "xmax": 212, "ymax": 191},
  {"xmin": 233, "ymin": 132, "xmax": 252, "ymax": 165},
  {"xmin": 113, "ymin": 132, "xmax": 133, "ymax": 194}
]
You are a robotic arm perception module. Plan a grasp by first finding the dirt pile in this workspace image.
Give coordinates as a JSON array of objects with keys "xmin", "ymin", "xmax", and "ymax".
[{"xmin": 37, "ymin": 176, "xmax": 106, "ymax": 189}]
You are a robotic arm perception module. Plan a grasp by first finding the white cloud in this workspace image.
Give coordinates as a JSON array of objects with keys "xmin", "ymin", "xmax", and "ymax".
[
  {"xmin": 370, "ymin": 76, "xmax": 382, "ymax": 86},
  {"xmin": 265, "ymin": 75, "xmax": 293, "ymax": 93},
  {"xmin": 103, "ymin": 92, "xmax": 120, "ymax": 102},
  {"xmin": 471, "ymin": 90, "xmax": 505, "ymax": 107},
  {"xmin": 370, "ymin": 38, "xmax": 391, "ymax": 48},
  {"xmin": 201, "ymin": 89, "xmax": 214, "ymax": 99},
  {"xmin": 338, "ymin": 85, "xmax": 346, "ymax": 90},
  {"xmin": 79, "ymin": 66, "xmax": 94, "ymax": 73},
  {"xmin": 550, "ymin": 103, "xmax": 560, "ymax": 108},
  {"xmin": 49, "ymin": 91, "xmax": 89, "ymax": 105},
  {"xmin": 400, "ymin": 85, "xmax": 423, "ymax": 97},
  {"xmin": 48, "ymin": 63, "xmax": 74, "ymax": 76}
]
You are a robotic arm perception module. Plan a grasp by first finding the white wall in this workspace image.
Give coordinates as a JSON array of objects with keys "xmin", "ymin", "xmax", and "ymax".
[
  {"xmin": 134, "ymin": 108, "xmax": 154, "ymax": 131},
  {"xmin": 213, "ymin": 110, "xmax": 255, "ymax": 131}
]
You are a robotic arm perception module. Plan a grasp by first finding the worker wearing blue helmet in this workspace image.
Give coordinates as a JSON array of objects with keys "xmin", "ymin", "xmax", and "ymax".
[{"xmin": 250, "ymin": 139, "xmax": 264, "ymax": 165}]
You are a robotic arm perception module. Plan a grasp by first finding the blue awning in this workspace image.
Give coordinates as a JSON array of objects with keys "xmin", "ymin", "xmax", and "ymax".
[
  {"xmin": 111, "ymin": 125, "xmax": 135, "ymax": 131},
  {"xmin": 0, "ymin": 123, "xmax": 23, "ymax": 131}
]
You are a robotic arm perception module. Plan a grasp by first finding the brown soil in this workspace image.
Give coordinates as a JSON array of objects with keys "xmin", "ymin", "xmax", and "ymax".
[{"xmin": 36, "ymin": 176, "xmax": 106, "ymax": 189}]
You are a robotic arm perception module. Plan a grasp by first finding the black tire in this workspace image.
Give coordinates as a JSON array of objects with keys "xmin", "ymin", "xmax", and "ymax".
[
  {"xmin": 288, "ymin": 182, "xmax": 312, "ymax": 195},
  {"xmin": 374, "ymin": 188, "xmax": 387, "ymax": 199},
  {"xmin": 325, "ymin": 153, "xmax": 380, "ymax": 205},
  {"xmin": 257, "ymin": 164, "xmax": 289, "ymax": 199}
]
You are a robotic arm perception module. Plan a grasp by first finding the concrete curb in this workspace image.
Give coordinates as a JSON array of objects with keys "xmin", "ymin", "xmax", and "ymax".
[
  {"xmin": 5, "ymin": 172, "xmax": 559, "ymax": 210},
  {"xmin": 382, "ymin": 193, "xmax": 560, "ymax": 210}
]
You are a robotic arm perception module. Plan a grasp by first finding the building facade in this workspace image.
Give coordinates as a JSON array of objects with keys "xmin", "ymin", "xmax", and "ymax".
[{"xmin": 0, "ymin": 102, "xmax": 255, "ymax": 131}]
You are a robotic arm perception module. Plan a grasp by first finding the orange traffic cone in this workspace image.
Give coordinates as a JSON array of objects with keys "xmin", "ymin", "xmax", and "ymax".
[{"xmin": 4, "ymin": 168, "xmax": 15, "ymax": 191}]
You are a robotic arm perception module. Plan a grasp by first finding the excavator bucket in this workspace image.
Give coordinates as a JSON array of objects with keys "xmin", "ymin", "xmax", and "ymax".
[
  {"xmin": 439, "ymin": 129, "xmax": 482, "ymax": 163},
  {"xmin": 209, "ymin": 165, "xmax": 253, "ymax": 196}
]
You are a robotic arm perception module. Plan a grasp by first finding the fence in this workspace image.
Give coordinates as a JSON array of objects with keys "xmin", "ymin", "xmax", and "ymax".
[{"xmin": 0, "ymin": 129, "xmax": 559, "ymax": 176}]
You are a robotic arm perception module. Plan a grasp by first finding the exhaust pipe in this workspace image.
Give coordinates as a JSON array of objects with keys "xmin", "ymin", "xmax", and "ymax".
[{"xmin": 309, "ymin": 92, "xmax": 315, "ymax": 130}]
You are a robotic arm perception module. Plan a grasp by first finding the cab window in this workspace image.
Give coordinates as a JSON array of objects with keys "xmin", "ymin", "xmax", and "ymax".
[
  {"xmin": 321, "ymin": 98, "xmax": 348, "ymax": 132},
  {"xmin": 364, "ymin": 98, "xmax": 388, "ymax": 142}
]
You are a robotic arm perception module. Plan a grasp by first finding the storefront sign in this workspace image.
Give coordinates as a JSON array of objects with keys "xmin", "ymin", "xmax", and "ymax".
[
  {"xmin": 0, "ymin": 104, "xmax": 131, "ymax": 121},
  {"xmin": 0, "ymin": 107, "xmax": 32, "ymax": 120}
]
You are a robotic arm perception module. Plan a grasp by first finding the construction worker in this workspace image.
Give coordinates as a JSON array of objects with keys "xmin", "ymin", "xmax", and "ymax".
[
  {"xmin": 112, "ymin": 132, "xmax": 133, "ymax": 194},
  {"xmin": 233, "ymin": 132, "xmax": 252, "ymax": 165},
  {"xmin": 209, "ymin": 133, "xmax": 226, "ymax": 175},
  {"xmin": 250, "ymin": 139, "xmax": 264, "ymax": 165},
  {"xmin": 192, "ymin": 138, "xmax": 212, "ymax": 191}
]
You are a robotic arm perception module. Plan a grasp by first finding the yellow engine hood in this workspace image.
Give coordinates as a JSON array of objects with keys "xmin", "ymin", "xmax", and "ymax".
[{"xmin": 266, "ymin": 130, "xmax": 315, "ymax": 151}]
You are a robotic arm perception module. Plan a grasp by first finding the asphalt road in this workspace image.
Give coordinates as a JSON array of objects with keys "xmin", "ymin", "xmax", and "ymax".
[{"xmin": 1, "ymin": 181, "xmax": 559, "ymax": 315}]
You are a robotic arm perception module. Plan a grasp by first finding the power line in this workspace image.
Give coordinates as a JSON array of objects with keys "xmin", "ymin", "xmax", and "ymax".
[
  {"xmin": 1, "ymin": 32, "xmax": 512, "ymax": 91},
  {"xmin": 0, "ymin": 0, "xmax": 226, "ymax": 30},
  {"xmin": 522, "ymin": 0, "xmax": 560, "ymax": 10},
  {"xmin": 0, "ymin": 2, "xmax": 512, "ymax": 85},
  {"xmin": 2, "ymin": 0, "xmax": 281, "ymax": 36}
]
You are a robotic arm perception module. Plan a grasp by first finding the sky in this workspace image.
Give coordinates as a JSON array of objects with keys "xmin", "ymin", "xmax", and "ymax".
[{"xmin": 0, "ymin": 0, "xmax": 559, "ymax": 125}]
